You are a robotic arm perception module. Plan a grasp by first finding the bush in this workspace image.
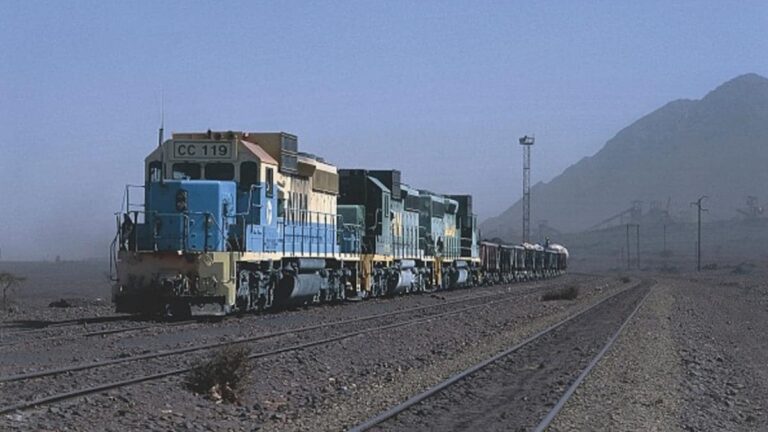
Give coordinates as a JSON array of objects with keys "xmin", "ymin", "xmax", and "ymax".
[
  {"xmin": 731, "ymin": 264, "xmax": 751, "ymax": 275},
  {"xmin": 619, "ymin": 276, "xmax": 631, "ymax": 283},
  {"xmin": 1, "ymin": 272, "xmax": 25, "ymax": 310},
  {"xmin": 541, "ymin": 286, "xmax": 579, "ymax": 301},
  {"xmin": 49, "ymin": 299, "xmax": 72, "ymax": 308},
  {"xmin": 186, "ymin": 345, "xmax": 251, "ymax": 404},
  {"xmin": 659, "ymin": 265, "xmax": 679, "ymax": 274}
]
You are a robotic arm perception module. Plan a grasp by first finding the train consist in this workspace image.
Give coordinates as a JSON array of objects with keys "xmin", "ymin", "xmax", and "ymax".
[{"xmin": 111, "ymin": 131, "xmax": 568, "ymax": 316}]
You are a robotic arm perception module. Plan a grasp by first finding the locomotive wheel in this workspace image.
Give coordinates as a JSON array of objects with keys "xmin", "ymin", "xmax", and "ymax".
[{"xmin": 164, "ymin": 301, "xmax": 192, "ymax": 320}]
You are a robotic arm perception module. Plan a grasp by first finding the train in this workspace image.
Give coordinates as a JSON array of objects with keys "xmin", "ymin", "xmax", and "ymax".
[{"xmin": 110, "ymin": 130, "xmax": 568, "ymax": 316}]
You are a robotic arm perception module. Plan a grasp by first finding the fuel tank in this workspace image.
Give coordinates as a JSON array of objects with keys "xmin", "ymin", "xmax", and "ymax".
[
  {"xmin": 387, "ymin": 268, "xmax": 415, "ymax": 295},
  {"xmin": 275, "ymin": 273, "xmax": 323, "ymax": 306}
]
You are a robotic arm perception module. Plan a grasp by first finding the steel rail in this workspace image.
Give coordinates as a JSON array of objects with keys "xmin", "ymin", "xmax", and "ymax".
[
  {"xmin": 0, "ymin": 319, "xmax": 208, "ymax": 349},
  {"xmin": 0, "ymin": 286, "xmax": 506, "ymax": 349},
  {"xmin": 0, "ymin": 284, "xmax": 537, "ymax": 384},
  {"xmin": 532, "ymin": 282, "xmax": 653, "ymax": 432},
  {"xmin": 0, "ymin": 315, "xmax": 133, "ymax": 337},
  {"xmin": 348, "ymin": 279, "xmax": 651, "ymax": 432},
  {"xmin": 82, "ymin": 319, "xmax": 198, "ymax": 337},
  {"xmin": 0, "ymin": 291, "xmax": 530, "ymax": 415},
  {"xmin": 0, "ymin": 276, "xmax": 572, "ymax": 347}
]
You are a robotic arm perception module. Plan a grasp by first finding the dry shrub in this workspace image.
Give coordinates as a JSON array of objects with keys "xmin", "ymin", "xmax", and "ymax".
[
  {"xmin": 186, "ymin": 345, "xmax": 251, "ymax": 404},
  {"xmin": 659, "ymin": 265, "xmax": 679, "ymax": 274},
  {"xmin": 1, "ymin": 272, "xmax": 25, "ymax": 310},
  {"xmin": 541, "ymin": 286, "xmax": 579, "ymax": 301},
  {"xmin": 731, "ymin": 264, "xmax": 751, "ymax": 275},
  {"xmin": 48, "ymin": 299, "xmax": 72, "ymax": 308}
]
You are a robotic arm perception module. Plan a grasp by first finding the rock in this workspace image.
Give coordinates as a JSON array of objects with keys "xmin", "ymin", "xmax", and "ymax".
[
  {"xmin": 5, "ymin": 413, "xmax": 23, "ymax": 422},
  {"xmin": 49, "ymin": 299, "xmax": 72, "ymax": 308}
]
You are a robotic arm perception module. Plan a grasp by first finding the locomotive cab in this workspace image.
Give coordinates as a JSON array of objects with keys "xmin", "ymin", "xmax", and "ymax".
[
  {"xmin": 113, "ymin": 131, "xmax": 281, "ymax": 315},
  {"xmin": 112, "ymin": 131, "xmax": 351, "ymax": 316}
]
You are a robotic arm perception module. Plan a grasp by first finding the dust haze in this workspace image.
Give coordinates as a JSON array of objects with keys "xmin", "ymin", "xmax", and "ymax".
[{"xmin": 1, "ymin": 3, "xmax": 767, "ymax": 264}]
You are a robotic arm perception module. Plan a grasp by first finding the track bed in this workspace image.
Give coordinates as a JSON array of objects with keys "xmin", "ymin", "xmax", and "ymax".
[
  {"xmin": 1, "ymin": 274, "xmax": 621, "ymax": 431},
  {"xmin": 358, "ymin": 282, "xmax": 650, "ymax": 431}
]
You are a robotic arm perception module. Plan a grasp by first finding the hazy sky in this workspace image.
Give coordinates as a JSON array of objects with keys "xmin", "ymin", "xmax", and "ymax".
[{"xmin": 1, "ymin": 1, "xmax": 767, "ymax": 260}]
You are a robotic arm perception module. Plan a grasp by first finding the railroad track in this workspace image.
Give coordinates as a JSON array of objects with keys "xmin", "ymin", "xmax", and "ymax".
[
  {"xmin": 0, "ymin": 283, "xmax": 528, "ymax": 351},
  {"xmin": 0, "ymin": 280, "xmax": 571, "ymax": 414},
  {"xmin": 0, "ymin": 288, "xmax": 512, "ymax": 382},
  {"xmin": 349, "ymin": 279, "xmax": 653, "ymax": 432},
  {"xmin": 0, "ymin": 314, "xmax": 133, "ymax": 336},
  {"xmin": 0, "ymin": 318, "xmax": 207, "ymax": 349},
  {"xmin": 0, "ymin": 278, "xmax": 584, "ymax": 349}
]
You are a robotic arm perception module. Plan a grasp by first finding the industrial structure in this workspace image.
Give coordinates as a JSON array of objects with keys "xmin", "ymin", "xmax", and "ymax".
[{"xmin": 519, "ymin": 135, "xmax": 534, "ymax": 243}]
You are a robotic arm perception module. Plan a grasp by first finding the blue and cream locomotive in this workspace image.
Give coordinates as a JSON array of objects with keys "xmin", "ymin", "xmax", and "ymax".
[{"xmin": 111, "ymin": 130, "xmax": 565, "ymax": 316}]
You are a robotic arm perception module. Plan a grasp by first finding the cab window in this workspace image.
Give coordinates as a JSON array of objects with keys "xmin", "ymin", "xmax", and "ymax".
[
  {"xmin": 278, "ymin": 193, "xmax": 285, "ymax": 218},
  {"xmin": 205, "ymin": 163, "xmax": 234, "ymax": 180},
  {"xmin": 265, "ymin": 167, "xmax": 274, "ymax": 197},
  {"xmin": 172, "ymin": 163, "xmax": 201, "ymax": 180},
  {"xmin": 148, "ymin": 161, "xmax": 163, "ymax": 182},
  {"xmin": 240, "ymin": 161, "xmax": 260, "ymax": 191}
]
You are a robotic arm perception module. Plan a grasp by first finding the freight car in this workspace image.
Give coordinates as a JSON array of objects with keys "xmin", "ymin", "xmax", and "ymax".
[
  {"xmin": 110, "ymin": 130, "xmax": 566, "ymax": 317},
  {"xmin": 478, "ymin": 241, "xmax": 568, "ymax": 285}
]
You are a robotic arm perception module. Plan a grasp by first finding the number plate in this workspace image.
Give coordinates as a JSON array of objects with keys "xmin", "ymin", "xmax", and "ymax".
[{"xmin": 171, "ymin": 141, "xmax": 234, "ymax": 160}]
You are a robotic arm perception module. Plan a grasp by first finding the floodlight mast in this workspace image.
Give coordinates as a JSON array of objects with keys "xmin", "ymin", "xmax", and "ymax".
[{"xmin": 519, "ymin": 135, "xmax": 535, "ymax": 243}]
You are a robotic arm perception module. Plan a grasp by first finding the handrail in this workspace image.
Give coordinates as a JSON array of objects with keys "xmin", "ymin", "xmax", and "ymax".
[
  {"xmin": 231, "ymin": 184, "xmax": 261, "ymax": 217},
  {"xmin": 114, "ymin": 198, "xmax": 369, "ymax": 256},
  {"xmin": 121, "ymin": 184, "xmax": 146, "ymax": 214}
]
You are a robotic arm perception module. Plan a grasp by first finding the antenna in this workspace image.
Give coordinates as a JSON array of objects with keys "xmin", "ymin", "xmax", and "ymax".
[
  {"xmin": 158, "ymin": 90, "xmax": 166, "ymax": 183},
  {"xmin": 158, "ymin": 89, "xmax": 165, "ymax": 147}
]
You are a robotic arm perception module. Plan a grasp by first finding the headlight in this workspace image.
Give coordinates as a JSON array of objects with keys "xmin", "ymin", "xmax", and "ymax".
[{"xmin": 175, "ymin": 189, "xmax": 188, "ymax": 212}]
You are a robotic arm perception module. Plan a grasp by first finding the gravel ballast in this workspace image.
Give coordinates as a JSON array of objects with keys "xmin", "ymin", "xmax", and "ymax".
[
  {"xmin": 550, "ymin": 269, "xmax": 768, "ymax": 431},
  {"xmin": 4, "ymin": 265, "xmax": 766, "ymax": 432},
  {"xmin": 1, "ymin": 274, "xmax": 621, "ymax": 431}
]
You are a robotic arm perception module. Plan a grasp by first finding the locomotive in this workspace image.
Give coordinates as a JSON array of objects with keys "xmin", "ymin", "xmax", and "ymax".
[{"xmin": 111, "ymin": 130, "xmax": 567, "ymax": 316}]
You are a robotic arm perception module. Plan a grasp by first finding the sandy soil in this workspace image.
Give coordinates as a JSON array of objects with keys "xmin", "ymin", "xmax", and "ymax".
[
  {"xmin": 0, "ymin": 264, "xmax": 621, "ymax": 432},
  {"xmin": 551, "ymin": 265, "xmax": 768, "ymax": 431},
  {"xmin": 2, "ymin": 260, "xmax": 767, "ymax": 431}
]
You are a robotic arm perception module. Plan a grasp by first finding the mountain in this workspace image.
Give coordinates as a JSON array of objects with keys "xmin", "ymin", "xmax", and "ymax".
[{"xmin": 481, "ymin": 73, "xmax": 768, "ymax": 241}]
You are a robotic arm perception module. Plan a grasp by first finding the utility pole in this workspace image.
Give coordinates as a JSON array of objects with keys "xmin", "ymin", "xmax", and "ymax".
[
  {"xmin": 519, "ymin": 135, "xmax": 535, "ymax": 243},
  {"xmin": 626, "ymin": 224, "xmax": 631, "ymax": 270},
  {"xmin": 690, "ymin": 196, "xmax": 708, "ymax": 271},
  {"xmin": 625, "ymin": 223, "xmax": 640, "ymax": 269},
  {"xmin": 636, "ymin": 224, "xmax": 640, "ymax": 269}
]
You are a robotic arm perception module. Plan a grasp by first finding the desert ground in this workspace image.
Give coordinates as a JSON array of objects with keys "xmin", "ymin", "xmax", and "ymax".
[{"xmin": 0, "ymin": 259, "xmax": 766, "ymax": 431}]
